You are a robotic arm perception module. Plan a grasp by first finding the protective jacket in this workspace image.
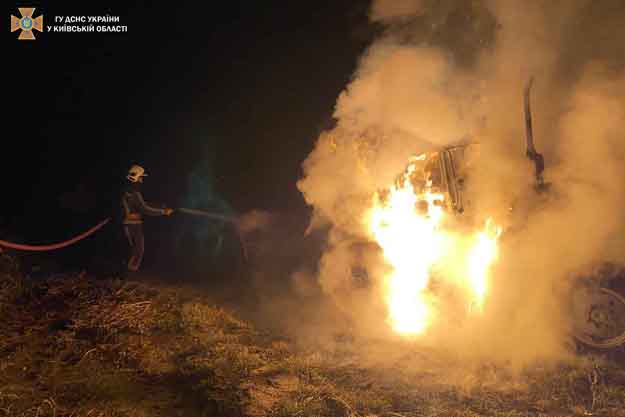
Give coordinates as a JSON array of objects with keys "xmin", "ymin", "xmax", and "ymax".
[{"xmin": 121, "ymin": 183, "xmax": 167, "ymax": 224}]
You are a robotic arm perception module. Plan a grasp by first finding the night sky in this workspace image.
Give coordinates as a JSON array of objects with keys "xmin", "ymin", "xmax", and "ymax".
[{"xmin": 7, "ymin": 1, "xmax": 374, "ymax": 270}]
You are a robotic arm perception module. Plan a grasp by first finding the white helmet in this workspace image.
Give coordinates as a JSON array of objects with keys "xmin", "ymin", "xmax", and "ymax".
[{"xmin": 127, "ymin": 164, "xmax": 148, "ymax": 183}]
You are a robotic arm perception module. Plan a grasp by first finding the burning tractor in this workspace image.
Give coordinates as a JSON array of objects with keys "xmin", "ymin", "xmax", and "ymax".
[{"xmin": 347, "ymin": 79, "xmax": 625, "ymax": 349}]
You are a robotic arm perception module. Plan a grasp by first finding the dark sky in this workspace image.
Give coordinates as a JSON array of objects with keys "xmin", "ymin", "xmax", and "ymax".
[{"xmin": 7, "ymin": 1, "xmax": 375, "ymax": 240}]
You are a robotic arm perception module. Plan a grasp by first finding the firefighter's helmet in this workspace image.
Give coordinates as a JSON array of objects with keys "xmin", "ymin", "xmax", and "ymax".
[{"xmin": 127, "ymin": 165, "xmax": 148, "ymax": 183}]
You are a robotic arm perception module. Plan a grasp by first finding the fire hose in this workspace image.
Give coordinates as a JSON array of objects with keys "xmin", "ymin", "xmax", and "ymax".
[
  {"xmin": 0, "ymin": 208, "xmax": 247, "ymax": 260},
  {"xmin": 0, "ymin": 218, "xmax": 111, "ymax": 252}
]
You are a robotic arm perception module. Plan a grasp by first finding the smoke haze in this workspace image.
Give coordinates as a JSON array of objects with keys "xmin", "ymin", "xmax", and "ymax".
[{"xmin": 297, "ymin": 0, "xmax": 625, "ymax": 366}]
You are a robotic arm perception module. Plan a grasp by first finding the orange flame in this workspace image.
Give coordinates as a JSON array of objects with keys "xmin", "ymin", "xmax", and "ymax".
[
  {"xmin": 367, "ymin": 156, "xmax": 501, "ymax": 335},
  {"xmin": 467, "ymin": 218, "xmax": 503, "ymax": 312}
]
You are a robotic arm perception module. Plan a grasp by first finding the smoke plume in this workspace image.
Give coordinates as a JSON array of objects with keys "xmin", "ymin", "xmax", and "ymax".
[{"xmin": 298, "ymin": 0, "xmax": 625, "ymax": 366}]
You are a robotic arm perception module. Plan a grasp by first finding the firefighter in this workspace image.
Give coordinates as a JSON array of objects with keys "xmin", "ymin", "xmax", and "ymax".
[{"xmin": 121, "ymin": 164, "xmax": 174, "ymax": 272}]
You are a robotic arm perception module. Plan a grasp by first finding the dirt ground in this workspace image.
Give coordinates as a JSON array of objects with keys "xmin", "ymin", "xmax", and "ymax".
[{"xmin": 1, "ymin": 253, "xmax": 625, "ymax": 417}]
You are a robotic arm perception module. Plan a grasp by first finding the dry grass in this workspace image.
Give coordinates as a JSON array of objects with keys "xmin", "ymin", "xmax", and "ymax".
[{"xmin": 1, "ymin": 254, "xmax": 624, "ymax": 417}]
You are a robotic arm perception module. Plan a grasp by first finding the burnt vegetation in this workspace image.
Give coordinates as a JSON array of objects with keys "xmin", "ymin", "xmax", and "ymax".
[{"xmin": 1, "ymin": 253, "xmax": 624, "ymax": 417}]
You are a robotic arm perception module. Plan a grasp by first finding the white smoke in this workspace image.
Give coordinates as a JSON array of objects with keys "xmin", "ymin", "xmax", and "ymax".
[{"xmin": 298, "ymin": 0, "xmax": 625, "ymax": 366}]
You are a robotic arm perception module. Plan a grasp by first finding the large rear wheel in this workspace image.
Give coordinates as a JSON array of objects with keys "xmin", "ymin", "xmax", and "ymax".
[{"xmin": 571, "ymin": 284, "xmax": 625, "ymax": 349}]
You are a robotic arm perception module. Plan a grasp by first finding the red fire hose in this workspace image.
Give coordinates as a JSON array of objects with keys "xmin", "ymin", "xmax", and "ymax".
[
  {"xmin": 0, "ymin": 218, "xmax": 110, "ymax": 252},
  {"xmin": 0, "ymin": 209, "xmax": 248, "ymax": 261}
]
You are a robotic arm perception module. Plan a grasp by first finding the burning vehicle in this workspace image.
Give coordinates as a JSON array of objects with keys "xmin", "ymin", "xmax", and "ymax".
[{"xmin": 344, "ymin": 79, "xmax": 625, "ymax": 349}]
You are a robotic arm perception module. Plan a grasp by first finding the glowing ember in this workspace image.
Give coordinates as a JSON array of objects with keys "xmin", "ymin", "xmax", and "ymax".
[{"xmin": 367, "ymin": 156, "xmax": 502, "ymax": 335}]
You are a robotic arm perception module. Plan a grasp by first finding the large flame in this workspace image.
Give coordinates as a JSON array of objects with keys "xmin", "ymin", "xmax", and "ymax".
[
  {"xmin": 367, "ymin": 156, "xmax": 501, "ymax": 335},
  {"xmin": 467, "ymin": 218, "xmax": 503, "ymax": 312}
]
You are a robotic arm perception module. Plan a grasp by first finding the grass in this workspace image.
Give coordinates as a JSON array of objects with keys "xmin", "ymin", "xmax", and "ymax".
[{"xmin": 1, "ymin": 253, "xmax": 624, "ymax": 417}]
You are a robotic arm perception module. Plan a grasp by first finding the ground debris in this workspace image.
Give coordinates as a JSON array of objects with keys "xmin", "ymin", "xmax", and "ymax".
[{"xmin": 1, "ymin": 260, "xmax": 624, "ymax": 417}]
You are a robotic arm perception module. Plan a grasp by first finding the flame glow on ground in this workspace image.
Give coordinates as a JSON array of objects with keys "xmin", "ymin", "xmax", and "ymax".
[{"xmin": 368, "ymin": 156, "xmax": 502, "ymax": 335}]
